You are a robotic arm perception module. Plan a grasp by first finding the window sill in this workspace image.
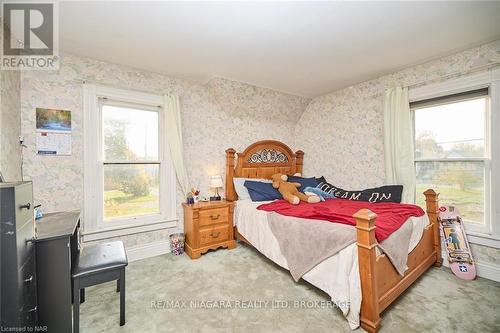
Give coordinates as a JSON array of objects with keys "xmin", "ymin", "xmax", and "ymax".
[
  {"xmin": 83, "ymin": 217, "xmax": 178, "ymax": 242},
  {"xmin": 466, "ymin": 231, "xmax": 500, "ymax": 249}
]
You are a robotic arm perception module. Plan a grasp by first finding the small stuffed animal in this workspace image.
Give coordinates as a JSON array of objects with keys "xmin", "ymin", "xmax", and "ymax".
[{"xmin": 271, "ymin": 173, "xmax": 320, "ymax": 205}]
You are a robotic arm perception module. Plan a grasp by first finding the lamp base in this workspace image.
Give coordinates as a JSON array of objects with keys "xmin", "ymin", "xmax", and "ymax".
[{"xmin": 209, "ymin": 196, "xmax": 221, "ymax": 201}]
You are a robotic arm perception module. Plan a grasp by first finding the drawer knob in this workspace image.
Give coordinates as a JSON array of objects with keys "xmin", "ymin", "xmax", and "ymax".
[
  {"xmin": 20, "ymin": 203, "xmax": 31, "ymax": 210},
  {"xmin": 24, "ymin": 275, "xmax": 34, "ymax": 284},
  {"xmin": 210, "ymin": 214, "xmax": 220, "ymax": 220},
  {"xmin": 27, "ymin": 306, "xmax": 37, "ymax": 313},
  {"xmin": 210, "ymin": 232, "xmax": 221, "ymax": 238},
  {"xmin": 5, "ymin": 231, "xmax": 14, "ymax": 236}
]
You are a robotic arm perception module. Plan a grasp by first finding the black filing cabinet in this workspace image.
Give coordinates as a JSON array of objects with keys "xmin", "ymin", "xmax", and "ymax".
[{"xmin": 0, "ymin": 182, "xmax": 37, "ymax": 329}]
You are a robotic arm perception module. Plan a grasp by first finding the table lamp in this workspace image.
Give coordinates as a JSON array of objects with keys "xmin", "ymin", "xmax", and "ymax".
[{"xmin": 210, "ymin": 175, "xmax": 223, "ymax": 201}]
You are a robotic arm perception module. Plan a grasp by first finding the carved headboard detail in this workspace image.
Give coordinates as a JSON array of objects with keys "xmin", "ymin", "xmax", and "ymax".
[{"xmin": 225, "ymin": 140, "xmax": 304, "ymax": 201}]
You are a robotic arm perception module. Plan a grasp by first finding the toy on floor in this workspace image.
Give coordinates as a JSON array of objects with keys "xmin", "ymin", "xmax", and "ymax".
[
  {"xmin": 271, "ymin": 173, "xmax": 320, "ymax": 205},
  {"xmin": 438, "ymin": 205, "xmax": 476, "ymax": 280}
]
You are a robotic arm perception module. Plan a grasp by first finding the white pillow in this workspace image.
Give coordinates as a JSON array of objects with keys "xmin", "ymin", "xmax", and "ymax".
[{"xmin": 233, "ymin": 177, "xmax": 272, "ymax": 200}]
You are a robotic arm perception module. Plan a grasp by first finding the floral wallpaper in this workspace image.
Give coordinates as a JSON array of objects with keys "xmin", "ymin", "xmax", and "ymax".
[
  {"xmin": 295, "ymin": 39, "xmax": 500, "ymax": 266},
  {"xmin": 0, "ymin": 69, "xmax": 22, "ymax": 181},
  {"xmin": 183, "ymin": 77, "xmax": 309, "ymax": 194},
  {"xmin": 19, "ymin": 53, "xmax": 310, "ymax": 248},
  {"xmin": 18, "ymin": 40, "xmax": 500, "ymax": 267}
]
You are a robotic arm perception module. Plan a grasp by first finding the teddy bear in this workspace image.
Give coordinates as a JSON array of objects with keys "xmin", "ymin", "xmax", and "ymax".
[{"xmin": 271, "ymin": 173, "xmax": 320, "ymax": 205}]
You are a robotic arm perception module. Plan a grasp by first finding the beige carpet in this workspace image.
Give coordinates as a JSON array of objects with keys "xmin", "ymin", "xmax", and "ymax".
[{"xmin": 80, "ymin": 243, "xmax": 500, "ymax": 333}]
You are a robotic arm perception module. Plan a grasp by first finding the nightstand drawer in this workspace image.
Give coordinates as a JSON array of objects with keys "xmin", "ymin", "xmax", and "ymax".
[
  {"xmin": 199, "ymin": 225, "xmax": 229, "ymax": 246},
  {"xmin": 199, "ymin": 208, "xmax": 229, "ymax": 227}
]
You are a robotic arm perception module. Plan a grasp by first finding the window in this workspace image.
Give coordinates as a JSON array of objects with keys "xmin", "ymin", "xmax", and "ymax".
[
  {"xmin": 102, "ymin": 103, "xmax": 160, "ymax": 220},
  {"xmin": 84, "ymin": 85, "xmax": 176, "ymax": 238},
  {"xmin": 412, "ymin": 89, "xmax": 490, "ymax": 234}
]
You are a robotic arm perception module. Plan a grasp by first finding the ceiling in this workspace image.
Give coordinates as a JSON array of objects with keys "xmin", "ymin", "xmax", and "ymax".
[{"xmin": 60, "ymin": 1, "xmax": 500, "ymax": 98}]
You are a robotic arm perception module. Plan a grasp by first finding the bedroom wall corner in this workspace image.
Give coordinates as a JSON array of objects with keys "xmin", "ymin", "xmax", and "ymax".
[
  {"xmin": 183, "ymin": 77, "xmax": 310, "ymax": 198},
  {"xmin": 293, "ymin": 39, "xmax": 500, "ymax": 275},
  {"xmin": 0, "ymin": 69, "xmax": 22, "ymax": 182},
  {"xmin": 19, "ymin": 54, "xmax": 310, "ymax": 254}
]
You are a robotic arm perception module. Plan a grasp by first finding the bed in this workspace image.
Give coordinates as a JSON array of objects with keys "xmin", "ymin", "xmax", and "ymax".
[{"xmin": 225, "ymin": 140, "xmax": 442, "ymax": 333}]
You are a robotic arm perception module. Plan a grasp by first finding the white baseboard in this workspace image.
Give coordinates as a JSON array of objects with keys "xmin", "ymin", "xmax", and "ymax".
[
  {"xmin": 440, "ymin": 250, "xmax": 500, "ymax": 282},
  {"xmin": 475, "ymin": 261, "xmax": 500, "ymax": 282},
  {"xmin": 126, "ymin": 240, "xmax": 171, "ymax": 262}
]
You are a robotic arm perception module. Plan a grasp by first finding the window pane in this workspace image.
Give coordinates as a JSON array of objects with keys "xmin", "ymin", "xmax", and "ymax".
[
  {"xmin": 104, "ymin": 164, "xmax": 160, "ymax": 220},
  {"xmin": 415, "ymin": 161, "xmax": 484, "ymax": 224},
  {"xmin": 103, "ymin": 105, "xmax": 159, "ymax": 161},
  {"xmin": 414, "ymin": 98, "xmax": 486, "ymax": 159}
]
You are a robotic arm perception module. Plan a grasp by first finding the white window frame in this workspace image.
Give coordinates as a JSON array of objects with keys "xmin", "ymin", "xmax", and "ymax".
[
  {"xmin": 409, "ymin": 68, "xmax": 500, "ymax": 248},
  {"xmin": 83, "ymin": 84, "xmax": 177, "ymax": 240},
  {"xmin": 412, "ymin": 92, "xmax": 491, "ymax": 235}
]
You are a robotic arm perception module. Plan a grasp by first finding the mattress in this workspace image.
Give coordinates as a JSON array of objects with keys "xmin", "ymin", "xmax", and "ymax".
[{"xmin": 234, "ymin": 199, "xmax": 429, "ymax": 330}]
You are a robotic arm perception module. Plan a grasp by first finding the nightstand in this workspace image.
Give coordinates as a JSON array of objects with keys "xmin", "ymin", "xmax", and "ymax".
[{"xmin": 182, "ymin": 201, "xmax": 236, "ymax": 259}]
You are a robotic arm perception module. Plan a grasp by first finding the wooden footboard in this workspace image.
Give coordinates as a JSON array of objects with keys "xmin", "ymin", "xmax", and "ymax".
[{"xmin": 354, "ymin": 189, "xmax": 441, "ymax": 333}]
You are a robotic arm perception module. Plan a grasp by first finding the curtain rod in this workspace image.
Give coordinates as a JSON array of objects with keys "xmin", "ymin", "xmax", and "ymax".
[{"xmin": 407, "ymin": 62, "xmax": 500, "ymax": 90}]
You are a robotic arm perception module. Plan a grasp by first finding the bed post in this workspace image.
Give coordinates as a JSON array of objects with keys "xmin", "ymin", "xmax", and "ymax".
[
  {"xmin": 424, "ymin": 189, "xmax": 442, "ymax": 267},
  {"xmin": 225, "ymin": 148, "xmax": 236, "ymax": 201},
  {"xmin": 354, "ymin": 209, "xmax": 381, "ymax": 333},
  {"xmin": 295, "ymin": 150, "xmax": 304, "ymax": 174}
]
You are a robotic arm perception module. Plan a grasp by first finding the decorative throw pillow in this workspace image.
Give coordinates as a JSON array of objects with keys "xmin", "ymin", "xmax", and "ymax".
[
  {"xmin": 287, "ymin": 175, "xmax": 318, "ymax": 192},
  {"xmin": 316, "ymin": 177, "xmax": 403, "ymax": 203},
  {"xmin": 244, "ymin": 181, "xmax": 282, "ymax": 201},
  {"xmin": 233, "ymin": 178, "xmax": 271, "ymax": 200}
]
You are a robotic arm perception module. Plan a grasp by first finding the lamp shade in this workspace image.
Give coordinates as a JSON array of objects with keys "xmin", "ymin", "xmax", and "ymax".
[{"xmin": 210, "ymin": 175, "xmax": 223, "ymax": 188}]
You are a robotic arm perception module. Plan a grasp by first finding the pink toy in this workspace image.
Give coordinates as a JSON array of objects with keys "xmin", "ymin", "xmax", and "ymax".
[{"xmin": 438, "ymin": 205, "xmax": 476, "ymax": 280}]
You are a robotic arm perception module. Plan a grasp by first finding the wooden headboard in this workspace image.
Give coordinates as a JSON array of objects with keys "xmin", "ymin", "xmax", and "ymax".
[{"xmin": 225, "ymin": 140, "xmax": 304, "ymax": 201}]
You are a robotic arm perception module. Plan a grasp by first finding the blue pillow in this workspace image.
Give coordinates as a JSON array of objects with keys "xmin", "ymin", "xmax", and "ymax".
[
  {"xmin": 244, "ymin": 181, "xmax": 282, "ymax": 201},
  {"xmin": 303, "ymin": 186, "xmax": 337, "ymax": 202},
  {"xmin": 287, "ymin": 176, "xmax": 318, "ymax": 192}
]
